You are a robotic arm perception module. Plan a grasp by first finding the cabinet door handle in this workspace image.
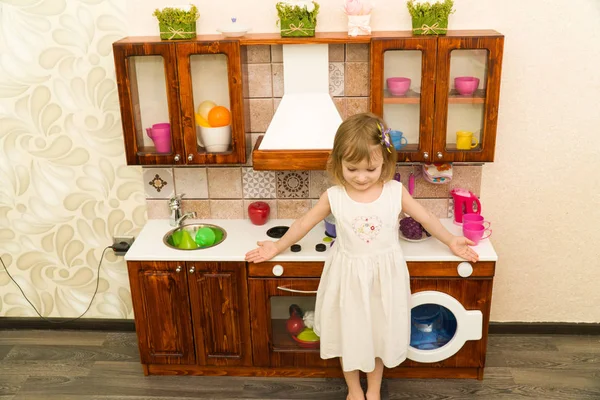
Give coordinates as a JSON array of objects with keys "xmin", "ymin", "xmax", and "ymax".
[
  {"xmin": 423, "ymin": 152, "xmax": 429, "ymax": 159},
  {"xmin": 437, "ymin": 152, "xmax": 443, "ymax": 159},
  {"xmin": 277, "ymin": 286, "xmax": 317, "ymax": 294},
  {"xmin": 272, "ymin": 265, "xmax": 284, "ymax": 276},
  {"xmin": 175, "ymin": 266, "xmax": 182, "ymax": 273},
  {"xmin": 174, "ymin": 154, "xmax": 181, "ymax": 162},
  {"xmin": 189, "ymin": 266, "xmax": 195, "ymax": 274},
  {"xmin": 187, "ymin": 154, "xmax": 193, "ymax": 161},
  {"xmin": 457, "ymin": 262, "xmax": 473, "ymax": 278}
]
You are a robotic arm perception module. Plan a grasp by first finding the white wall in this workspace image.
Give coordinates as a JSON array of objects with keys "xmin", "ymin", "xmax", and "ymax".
[{"xmin": 1, "ymin": 0, "xmax": 599, "ymax": 322}]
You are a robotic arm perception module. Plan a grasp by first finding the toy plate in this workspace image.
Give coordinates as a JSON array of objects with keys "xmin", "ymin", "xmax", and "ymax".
[{"xmin": 399, "ymin": 230, "xmax": 432, "ymax": 243}]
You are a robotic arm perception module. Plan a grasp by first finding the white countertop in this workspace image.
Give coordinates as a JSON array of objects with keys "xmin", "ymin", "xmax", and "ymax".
[{"xmin": 125, "ymin": 218, "xmax": 497, "ymax": 262}]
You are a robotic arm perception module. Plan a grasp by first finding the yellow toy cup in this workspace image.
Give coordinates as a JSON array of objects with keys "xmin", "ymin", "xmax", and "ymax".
[{"xmin": 456, "ymin": 131, "xmax": 479, "ymax": 150}]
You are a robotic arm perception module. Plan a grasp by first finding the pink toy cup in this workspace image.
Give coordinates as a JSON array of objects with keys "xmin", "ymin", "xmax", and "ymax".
[
  {"xmin": 146, "ymin": 123, "xmax": 171, "ymax": 153},
  {"xmin": 462, "ymin": 223, "xmax": 492, "ymax": 245},
  {"xmin": 462, "ymin": 213, "xmax": 491, "ymax": 230}
]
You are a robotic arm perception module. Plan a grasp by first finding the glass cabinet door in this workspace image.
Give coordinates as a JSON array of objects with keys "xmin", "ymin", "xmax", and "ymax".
[
  {"xmin": 177, "ymin": 41, "xmax": 246, "ymax": 164},
  {"xmin": 113, "ymin": 41, "xmax": 183, "ymax": 165},
  {"xmin": 249, "ymin": 278, "xmax": 339, "ymax": 368},
  {"xmin": 433, "ymin": 35, "xmax": 504, "ymax": 162},
  {"xmin": 371, "ymin": 37, "xmax": 436, "ymax": 163}
]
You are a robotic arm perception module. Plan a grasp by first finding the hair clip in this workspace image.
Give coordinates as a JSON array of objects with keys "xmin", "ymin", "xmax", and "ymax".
[{"xmin": 378, "ymin": 124, "xmax": 392, "ymax": 153}]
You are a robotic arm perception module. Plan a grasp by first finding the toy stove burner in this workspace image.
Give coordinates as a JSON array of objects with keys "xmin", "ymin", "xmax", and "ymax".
[{"xmin": 266, "ymin": 226, "xmax": 289, "ymax": 239}]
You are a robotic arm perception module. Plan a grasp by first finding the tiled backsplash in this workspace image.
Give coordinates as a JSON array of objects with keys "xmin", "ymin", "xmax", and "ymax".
[{"xmin": 144, "ymin": 44, "xmax": 482, "ymax": 220}]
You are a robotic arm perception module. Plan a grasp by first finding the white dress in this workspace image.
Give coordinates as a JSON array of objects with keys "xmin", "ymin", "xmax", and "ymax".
[{"xmin": 313, "ymin": 180, "xmax": 411, "ymax": 372}]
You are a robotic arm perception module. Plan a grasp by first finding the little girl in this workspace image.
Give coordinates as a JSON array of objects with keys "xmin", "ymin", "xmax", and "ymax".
[{"xmin": 245, "ymin": 113, "xmax": 479, "ymax": 400}]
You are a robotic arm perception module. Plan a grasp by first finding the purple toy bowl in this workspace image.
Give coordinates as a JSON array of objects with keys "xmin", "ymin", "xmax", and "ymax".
[
  {"xmin": 454, "ymin": 76, "xmax": 480, "ymax": 95},
  {"xmin": 324, "ymin": 215, "xmax": 336, "ymax": 238},
  {"xmin": 386, "ymin": 77, "xmax": 411, "ymax": 96}
]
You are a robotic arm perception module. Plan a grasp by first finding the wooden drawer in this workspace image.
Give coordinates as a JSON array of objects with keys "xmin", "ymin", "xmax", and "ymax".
[
  {"xmin": 247, "ymin": 262, "xmax": 324, "ymax": 278},
  {"xmin": 407, "ymin": 261, "xmax": 495, "ymax": 278}
]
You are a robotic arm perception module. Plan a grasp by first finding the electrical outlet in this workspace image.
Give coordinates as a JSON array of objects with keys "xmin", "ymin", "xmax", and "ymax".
[{"xmin": 112, "ymin": 236, "xmax": 135, "ymax": 256}]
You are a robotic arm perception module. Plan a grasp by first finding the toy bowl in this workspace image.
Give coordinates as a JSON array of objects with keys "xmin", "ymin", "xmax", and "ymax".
[
  {"xmin": 386, "ymin": 77, "xmax": 411, "ymax": 96},
  {"xmin": 291, "ymin": 335, "xmax": 320, "ymax": 348},
  {"xmin": 454, "ymin": 76, "xmax": 480, "ymax": 95}
]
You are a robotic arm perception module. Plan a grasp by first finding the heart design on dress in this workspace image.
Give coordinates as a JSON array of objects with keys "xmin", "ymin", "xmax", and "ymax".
[{"xmin": 352, "ymin": 216, "xmax": 382, "ymax": 243}]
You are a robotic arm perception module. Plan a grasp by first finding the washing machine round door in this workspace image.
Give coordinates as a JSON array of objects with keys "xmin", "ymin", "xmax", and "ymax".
[{"xmin": 407, "ymin": 291, "xmax": 483, "ymax": 363}]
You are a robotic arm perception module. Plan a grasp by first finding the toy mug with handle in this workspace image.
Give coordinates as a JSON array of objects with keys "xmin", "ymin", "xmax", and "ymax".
[
  {"xmin": 389, "ymin": 130, "xmax": 408, "ymax": 150},
  {"xmin": 146, "ymin": 123, "xmax": 172, "ymax": 153},
  {"xmin": 462, "ymin": 213, "xmax": 491, "ymax": 230},
  {"xmin": 462, "ymin": 223, "xmax": 492, "ymax": 245},
  {"xmin": 456, "ymin": 131, "xmax": 479, "ymax": 150}
]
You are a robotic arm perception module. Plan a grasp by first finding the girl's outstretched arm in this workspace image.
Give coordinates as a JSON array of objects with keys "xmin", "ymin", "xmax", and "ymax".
[
  {"xmin": 401, "ymin": 186, "xmax": 479, "ymax": 263},
  {"xmin": 245, "ymin": 191, "xmax": 332, "ymax": 263}
]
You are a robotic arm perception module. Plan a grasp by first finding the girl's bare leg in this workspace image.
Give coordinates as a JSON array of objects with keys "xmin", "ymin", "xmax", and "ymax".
[
  {"xmin": 341, "ymin": 358, "xmax": 365, "ymax": 400},
  {"xmin": 365, "ymin": 357, "xmax": 384, "ymax": 400}
]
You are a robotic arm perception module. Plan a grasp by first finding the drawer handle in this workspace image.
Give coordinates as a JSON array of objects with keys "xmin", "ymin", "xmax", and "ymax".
[
  {"xmin": 276, "ymin": 286, "xmax": 317, "ymax": 294},
  {"xmin": 272, "ymin": 264, "xmax": 284, "ymax": 276}
]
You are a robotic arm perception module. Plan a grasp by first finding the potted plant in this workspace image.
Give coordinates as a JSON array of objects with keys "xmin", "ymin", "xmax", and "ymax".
[
  {"xmin": 153, "ymin": 4, "xmax": 200, "ymax": 40},
  {"xmin": 406, "ymin": 0, "xmax": 454, "ymax": 35},
  {"xmin": 276, "ymin": 1, "xmax": 320, "ymax": 37}
]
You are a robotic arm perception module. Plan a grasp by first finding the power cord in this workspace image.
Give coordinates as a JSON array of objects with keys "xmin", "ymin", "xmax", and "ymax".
[{"xmin": 0, "ymin": 243, "xmax": 128, "ymax": 324}]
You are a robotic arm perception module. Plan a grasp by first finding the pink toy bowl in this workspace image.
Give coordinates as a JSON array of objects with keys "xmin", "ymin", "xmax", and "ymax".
[
  {"xmin": 386, "ymin": 77, "xmax": 411, "ymax": 96},
  {"xmin": 454, "ymin": 76, "xmax": 480, "ymax": 95}
]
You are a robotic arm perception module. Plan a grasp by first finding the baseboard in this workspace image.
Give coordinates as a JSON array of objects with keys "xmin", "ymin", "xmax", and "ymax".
[
  {"xmin": 488, "ymin": 322, "xmax": 600, "ymax": 335},
  {"xmin": 0, "ymin": 317, "xmax": 136, "ymax": 331},
  {"xmin": 1, "ymin": 318, "xmax": 599, "ymax": 335}
]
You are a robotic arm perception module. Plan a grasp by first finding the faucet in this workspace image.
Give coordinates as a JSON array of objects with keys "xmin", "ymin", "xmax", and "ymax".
[{"xmin": 169, "ymin": 193, "xmax": 196, "ymax": 227}]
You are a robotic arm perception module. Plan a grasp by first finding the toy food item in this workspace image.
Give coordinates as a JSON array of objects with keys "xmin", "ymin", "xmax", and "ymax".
[
  {"xmin": 248, "ymin": 201, "xmax": 270, "ymax": 225},
  {"xmin": 400, "ymin": 217, "xmax": 424, "ymax": 240},
  {"xmin": 195, "ymin": 113, "xmax": 211, "ymax": 127},
  {"xmin": 211, "ymin": 227, "xmax": 223, "ymax": 243},
  {"xmin": 286, "ymin": 315, "xmax": 305, "ymax": 335},
  {"xmin": 289, "ymin": 304, "xmax": 303, "ymax": 317},
  {"xmin": 198, "ymin": 100, "xmax": 216, "ymax": 119},
  {"xmin": 177, "ymin": 230, "xmax": 198, "ymax": 249},
  {"xmin": 207, "ymin": 106, "xmax": 231, "ymax": 127},
  {"xmin": 297, "ymin": 328, "xmax": 320, "ymax": 342},
  {"xmin": 302, "ymin": 310, "xmax": 315, "ymax": 329},
  {"xmin": 195, "ymin": 227, "xmax": 216, "ymax": 247}
]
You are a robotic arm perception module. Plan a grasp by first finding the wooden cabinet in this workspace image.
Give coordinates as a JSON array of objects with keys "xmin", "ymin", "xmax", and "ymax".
[
  {"xmin": 370, "ymin": 31, "xmax": 504, "ymax": 163},
  {"xmin": 113, "ymin": 37, "xmax": 246, "ymax": 166},
  {"xmin": 127, "ymin": 260, "xmax": 250, "ymax": 371}
]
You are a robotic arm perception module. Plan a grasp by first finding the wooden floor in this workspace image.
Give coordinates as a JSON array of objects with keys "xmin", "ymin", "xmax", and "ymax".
[{"xmin": 0, "ymin": 330, "xmax": 598, "ymax": 399}]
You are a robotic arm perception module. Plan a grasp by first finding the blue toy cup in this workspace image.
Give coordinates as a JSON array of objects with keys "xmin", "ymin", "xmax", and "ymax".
[{"xmin": 390, "ymin": 130, "xmax": 408, "ymax": 150}]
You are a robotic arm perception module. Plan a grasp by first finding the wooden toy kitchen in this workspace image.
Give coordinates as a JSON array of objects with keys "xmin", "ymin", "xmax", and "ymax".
[{"xmin": 113, "ymin": 24, "xmax": 503, "ymax": 380}]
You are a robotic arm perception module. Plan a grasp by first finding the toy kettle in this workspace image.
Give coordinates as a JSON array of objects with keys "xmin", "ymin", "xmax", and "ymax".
[{"xmin": 450, "ymin": 188, "xmax": 481, "ymax": 224}]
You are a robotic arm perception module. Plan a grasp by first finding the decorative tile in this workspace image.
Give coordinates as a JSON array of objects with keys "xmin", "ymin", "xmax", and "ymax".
[
  {"xmin": 181, "ymin": 200, "xmax": 211, "ymax": 219},
  {"xmin": 277, "ymin": 171, "xmax": 310, "ymax": 198},
  {"xmin": 246, "ymin": 64, "xmax": 273, "ymax": 98},
  {"xmin": 173, "ymin": 167, "xmax": 208, "ymax": 199},
  {"xmin": 143, "ymin": 167, "xmax": 174, "ymax": 199},
  {"xmin": 329, "ymin": 44, "xmax": 345, "ymax": 62},
  {"xmin": 309, "ymin": 170, "xmax": 332, "ymax": 198},
  {"xmin": 345, "ymin": 62, "xmax": 370, "ymax": 96},
  {"xmin": 414, "ymin": 198, "xmax": 450, "ymax": 219},
  {"xmin": 207, "ymin": 167, "xmax": 242, "ymax": 198},
  {"xmin": 346, "ymin": 43, "xmax": 369, "ymax": 62},
  {"xmin": 333, "ymin": 97, "xmax": 345, "ymax": 119},
  {"xmin": 243, "ymin": 199, "xmax": 278, "ymax": 219},
  {"xmin": 243, "ymin": 168, "xmax": 277, "ymax": 198},
  {"xmin": 247, "ymin": 99, "xmax": 274, "ymax": 133},
  {"xmin": 210, "ymin": 200, "xmax": 244, "ymax": 219},
  {"xmin": 271, "ymin": 45, "xmax": 283, "ymax": 63},
  {"xmin": 448, "ymin": 198, "xmax": 455, "ymax": 219},
  {"xmin": 146, "ymin": 200, "xmax": 170, "ymax": 219},
  {"xmin": 244, "ymin": 45, "xmax": 271, "ymax": 63},
  {"xmin": 413, "ymin": 165, "xmax": 483, "ymax": 198},
  {"xmin": 272, "ymin": 63, "xmax": 284, "ymax": 97},
  {"xmin": 345, "ymin": 97, "xmax": 369, "ymax": 117},
  {"xmin": 277, "ymin": 200, "xmax": 311, "ymax": 218},
  {"xmin": 329, "ymin": 62, "xmax": 344, "ymax": 97}
]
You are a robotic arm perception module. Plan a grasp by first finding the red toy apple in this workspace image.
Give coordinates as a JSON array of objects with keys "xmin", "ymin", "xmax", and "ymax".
[
  {"xmin": 286, "ymin": 315, "xmax": 305, "ymax": 336},
  {"xmin": 248, "ymin": 201, "xmax": 270, "ymax": 225}
]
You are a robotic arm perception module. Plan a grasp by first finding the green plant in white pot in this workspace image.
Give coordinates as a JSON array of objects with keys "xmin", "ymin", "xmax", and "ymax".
[
  {"xmin": 276, "ymin": 0, "xmax": 320, "ymax": 37},
  {"xmin": 407, "ymin": 0, "xmax": 454, "ymax": 35},
  {"xmin": 153, "ymin": 4, "xmax": 200, "ymax": 40}
]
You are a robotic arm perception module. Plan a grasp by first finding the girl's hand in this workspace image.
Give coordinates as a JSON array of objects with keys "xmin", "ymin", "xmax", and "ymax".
[
  {"xmin": 245, "ymin": 240, "xmax": 279, "ymax": 263},
  {"xmin": 449, "ymin": 236, "xmax": 479, "ymax": 263}
]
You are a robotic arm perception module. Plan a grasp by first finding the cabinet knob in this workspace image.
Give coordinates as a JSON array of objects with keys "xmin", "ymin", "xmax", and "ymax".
[
  {"xmin": 423, "ymin": 152, "xmax": 429, "ymax": 159},
  {"xmin": 175, "ymin": 266, "xmax": 182, "ymax": 273},
  {"xmin": 189, "ymin": 266, "xmax": 195, "ymax": 274},
  {"xmin": 437, "ymin": 152, "xmax": 443, "ymax": 159},
  {"xmin": 174, "ymin": 154, "xmax": 181, "ymax": 162},
  {"xmin": 272, "ymin": 264, "xmax": 284, "ymax": 276},
  {"xmin": 187, "ymin": 154, "xmax": 193, "ymax": 161},
  {"xmin": 457, "ymin": 262, "xmax": 473, "ymax": 278}
]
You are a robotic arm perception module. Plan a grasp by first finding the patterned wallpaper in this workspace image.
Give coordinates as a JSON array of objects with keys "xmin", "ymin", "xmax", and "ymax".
[{"xmin": 0, "ymin": 1, "xmax": 146, "ymax": 318}]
